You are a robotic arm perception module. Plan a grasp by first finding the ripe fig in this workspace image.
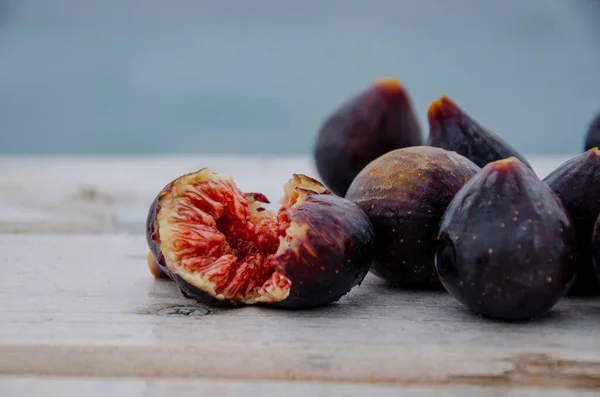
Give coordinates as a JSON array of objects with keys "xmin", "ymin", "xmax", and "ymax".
[
  {"xmin": 584, "ymin": 110, "xmax": 600, "ymax": 151},
  {"xmin": 314, "ymin": 78, "xmax": 422, "ymax": 197},
  {"xmin": 427, "ymin": 95, "xmax": 533, "ymax": 170},
  {"xmin": 345, "ymin": 146, "xmax": 480, "ymax": 288},
  {"xmin": 593, "ymin": 215, "xmax": 600, "ymax": 283},
  {"xmin": 543, "ymin": 148, "xmax": 600, "ymax": 296},
  {"xmin": 436, "ymin": 157, "xmax": 576, "ymax": 320},
  {"xmin": 146, "ymin": 169, "xmax": 375, "ymax": 309}
]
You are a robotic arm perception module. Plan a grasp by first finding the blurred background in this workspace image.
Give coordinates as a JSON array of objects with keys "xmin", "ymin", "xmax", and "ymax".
[{"xmin": 1, "ymin": 0, "xmax": 599, "ymax": 156}]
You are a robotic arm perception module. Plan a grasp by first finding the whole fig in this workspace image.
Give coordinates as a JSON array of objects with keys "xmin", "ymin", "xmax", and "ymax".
[
  {"xmin": 584, "ymin": 109, "xmax": 600, "ymax": 151},
  {"xmin": 314, "ymin": 78, "xmax": 422, "ymax": 196},
  {"xmin": 592, "ymin": 214, "xmax": 600, "ymax": 284},
  {"xmin": 345, "ymin": 146, "xmax": 480, "ymax": 288},
  {"xmin": 544, "ymin": 148, "xmax": 600, "ymax": 295},
  {"xmin": 436, "ymin": 157, "xmax": 576, "ymax": 320},
  {"xmin": 427, "ymin": 95, "xmax": 532, "ymax": 170}
]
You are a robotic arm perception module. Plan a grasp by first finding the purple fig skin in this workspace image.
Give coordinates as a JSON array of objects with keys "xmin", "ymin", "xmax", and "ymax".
[
  {"xmin": 272, "ymin": 194, "xmax": 375, "ymax": 309},
  {"xmin": 543, "ymin": 148, "xmax": 600, "ymax": 296},
  {"xmin": 345, "ymin": 146, "xmax": 480, "ymax": 288},
  {"xmin": 427, "ymin": 95, "xmax": 533, "ymax": 170},
  {"xmin": 592, "ymin": 215, "xmax": 600, "ymax": 284},
  {"xmin": 584, "ymin": 110, "xmax": 600, "ymax": 151},
  {"xmin": 436, "ymin": 158, "xmax": 576, "ymax": 321},
  {"xmin": 146, "ymin": 188, "xmax": 173, "ymax": 280},
  {"xmin": 314, "ymin": 78, "xmax": 422, "ymax": 197},
  {"xmin": 146, "ymin": 171, "xmax": 375, "ymax": 309}
]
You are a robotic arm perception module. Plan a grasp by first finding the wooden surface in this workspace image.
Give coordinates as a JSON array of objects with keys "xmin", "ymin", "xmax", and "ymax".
[
  {"xmin": 1, "ymin": 378, "xmax": 598, "ymax": 397},
  {"xmin": 1, "ymin": 155, "xmax": 599, "ymax": 395}
]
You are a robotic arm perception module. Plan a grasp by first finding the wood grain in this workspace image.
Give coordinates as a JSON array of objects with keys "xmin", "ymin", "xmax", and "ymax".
[
  {"xmin": 1, "ymin": 377, "xmax": 598, "ymax": 397},
  {"xmin": 1, "ymin": 234, "xmax": 599, "ymax": 390},
  {"xmin": 0, "ymin": 155, "xmax": 573, "ymax": 234},
  {"xmin": 0, "ymin": 156, "xmax": 314, "ymax": 234}
]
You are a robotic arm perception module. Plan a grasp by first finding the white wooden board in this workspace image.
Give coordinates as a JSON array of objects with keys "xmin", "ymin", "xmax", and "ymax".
[
  {"xmin": 0, "ymin": 155, "xmax": 598, "ymax": 395},
  {"xmin": 1, "ymin": 234, "xmax": 599, "ymax": 391},
  {"xmin": 0, "ymin": 155, "xmax": 575, "ymax": 234},
  {"xmin": 1, "ymin": 377, "xmax": 598, "ymax": 397}
]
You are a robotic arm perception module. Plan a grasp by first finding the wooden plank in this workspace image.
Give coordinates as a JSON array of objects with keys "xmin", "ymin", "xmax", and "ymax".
[
  {"xmin": 1, "ymin": 234, "xmax": 599, "ymax": 390},
  {"xmin": 0, "ymin": 156, "xmax": 314, "ymax": 234},
  {"xmin": 0, "ymin": 155, "xmax": 574, "ymax": 234},
  {"xmin": 1, "ymin": 377, "xmax": 597, "ymax": 397}
]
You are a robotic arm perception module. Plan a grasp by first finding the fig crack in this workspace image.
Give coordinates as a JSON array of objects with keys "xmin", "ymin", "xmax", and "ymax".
[
  {"xmin": 156, "ymin": 169, "xmax": 295, "ymax": 305},
  {"xmin": 146, "ymin": 169, "xmax": 375, "ymax": 309}
]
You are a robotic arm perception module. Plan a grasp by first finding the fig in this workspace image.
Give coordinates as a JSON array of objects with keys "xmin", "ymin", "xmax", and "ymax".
[
  {"xmin": 146, "ymin": 169, "xmax": 375, "ymax": 309},
  {"xmin": 584, "ymin": 110, "xmax": 600, "ymax": 151},
  {"xmin": 427, "ymin": 95, "xmax": 533, "ymax": 170},
  {"xmin": 543, "ymin": 148, "xmax": 600, "ymax": 295},
  {"xmin": 593, "ymin": 215, "xmax": 600, "ymax": 283},
  {"xmin": 314, "ymin": 78, "xmax": 422, "ymax": 197},
  {"xmin": 436, "ymin": 157, "xmax": 576, "ymax": 320},
  {"xmin": 345, "ymin": 146, "xmax": 480, "ymax": 288}
]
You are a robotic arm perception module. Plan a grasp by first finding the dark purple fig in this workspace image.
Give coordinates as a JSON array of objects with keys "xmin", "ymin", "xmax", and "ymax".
[
  {"xmin": 543, "ymin": 148, "xmax": 600, "ymax": 296},
  {"xmin": 436, "ymin": 157, "xmax": 576, "ymax": 320},
  {"xmin": 146, "ymin": 170, "xmax": 374, "ymax": 309},
  {"xmin": 427, "ymin": 95, "xmax": 533, "ymax": 170},
  {"xmin": 314, "ymin": 78, "xmax": 422, "ymax": 197},
  {"xmin": 345, "ymin": 146, "xmax": 480, "ymax": 288},
  {"xmin": 584, "ymin": 110, "xmax": 600, "ymax": 151},
  {"xmin": 593, "ymin": 214, "xmax": 600, "ymax": 284}
]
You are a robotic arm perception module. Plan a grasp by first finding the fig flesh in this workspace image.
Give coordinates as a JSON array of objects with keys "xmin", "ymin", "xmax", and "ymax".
[
  {"xmin": 584, "ymin": 110, "xmax": 600, "ymax": 151},
  {"xmin": 314, "ymin": 78, "xmax": 422, "ymax": 196},
  {"xmin": 146, "ymin": 170, "xmax": 375, "ymax": 309},
  {"xmin": 436, "ymin": 158, "xmax": 576, "ymax": 320},
  {"xmin": 427, "ymin": 95, "xmax": 532, "ymax": 170},
  {"xmin": 543, "ymin": 148, "xmax": 600, "ymax": 296},
  {"xmin": 345, "ymin": 146, "xmax": 480, "ymax": 288}
]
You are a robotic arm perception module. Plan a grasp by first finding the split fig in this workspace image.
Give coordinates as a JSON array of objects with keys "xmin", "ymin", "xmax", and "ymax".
[
  {"xmin": 345, "ymin": 146, "xmax": 480, "ymax": 288},
  {"xmin": 543, "ymin": 148, "xmax": 600, "ymax": 296},
  {"xmin": 314, "ymin": 78, "xmax": 422, "ymax": 196},
  {"xmin": 584, "ymin": 110, "xmax": 600, "ymax": 151},
  {"xmin": 427, "ymin": 95, "xmax": 532, "ymax": 170},
  {"xmin": 146, "ymin": 169, "xmax": 375, "ymax": 309},
  {"xmin": 436, "ymin": 157, "xmax": 576, "ymax": 320}
]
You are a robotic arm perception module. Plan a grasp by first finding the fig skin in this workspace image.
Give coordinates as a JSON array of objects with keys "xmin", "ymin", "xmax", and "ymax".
[
  {"xmin": 436, "ymin": 157, "xmax": 576, "ymax": 321},
  {"xmin": 543, "ymin": 148, "xmax": 600, "ymax": 296},
  {"xmin": 146, "ymin": 190, "xmax": 172, "ymax": 280},
  {"xmin": 314, "ymin": 78, "xmax": 422, "ymax": 197},
  {"xmin": 593, "ymin": 215, "xmax": 600, "ymax": 284},
  {"xmin": 345, "ymin": 146, "xmax": 480, "ymax": 288},
  {"xmin": 146, "ymin": 170, "xmax": 375, "ymax": 309},
  {"xmin": 584, "ymin": 110, "xmax": 600, "ymax": 151},
  {"xmin": 147, "ymin": 251, "xmax": 170, "ymax": 279},
  {"xmin": 427, "ymin": 95, "xmax": 533, "ymax": 170},
  {"xmin": 272, "ymin": 193, "xmax": 375, "ymax": 309}
]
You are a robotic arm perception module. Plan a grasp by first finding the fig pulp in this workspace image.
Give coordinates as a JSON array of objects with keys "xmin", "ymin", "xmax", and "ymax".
[
  {"xmin": 345, "ymin": 146, "xmax": 480, "ymax": 288},
  {"xmin": 436, "ymin": 158, "xmax": 576, "ymax": 320},
  {"xmin": 146, "ymin": 169, "xmax": 375, "ymax": 309},
  {"xmin": 427, "ymin": 95, "xmax": 533, "ymax": 170},
  {"xmin": 314, "ymin": 78, "xmax": 422, "ymax": 196},
  {"xmin": 584, "ymin": 110, "xmax": 600, "ymax": 151},
  {"xmin": 543, "ymin": 148, "xmax": 600, "ymax": 295}
]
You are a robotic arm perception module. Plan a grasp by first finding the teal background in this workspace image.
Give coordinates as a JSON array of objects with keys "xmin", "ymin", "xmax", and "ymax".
[{"xmin": 1, "ymin": 0, "xmax": 599, "ymax": 155}]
